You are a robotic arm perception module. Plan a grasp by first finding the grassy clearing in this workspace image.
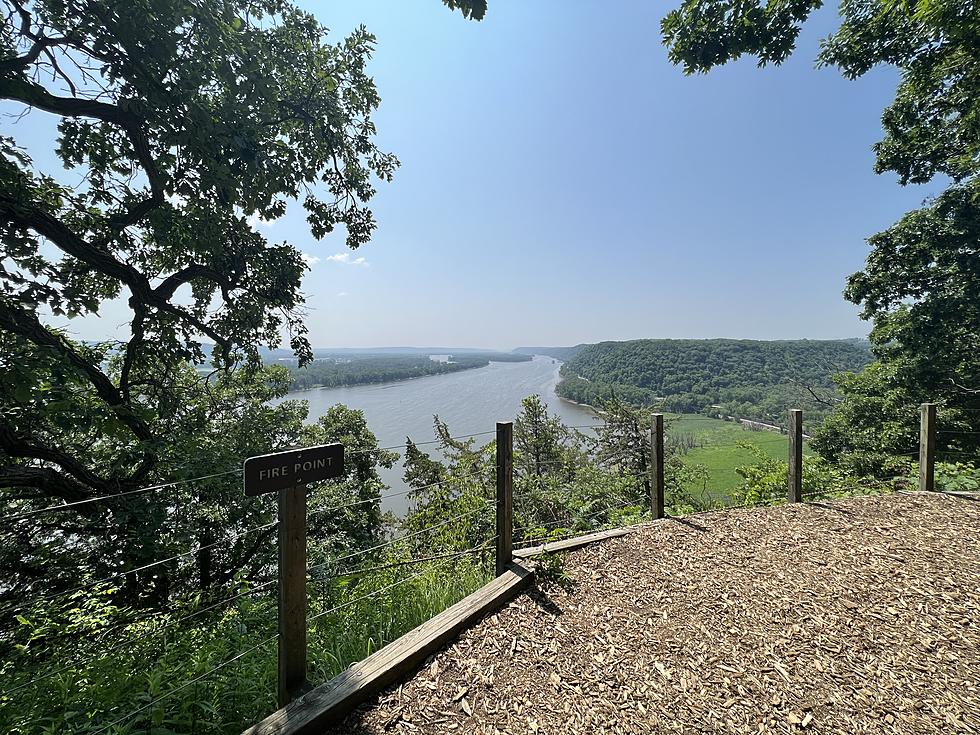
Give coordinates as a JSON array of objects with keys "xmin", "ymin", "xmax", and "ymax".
[{"xmin": 666, "ymin": 414, "xmax": 808, "ymax": 499}]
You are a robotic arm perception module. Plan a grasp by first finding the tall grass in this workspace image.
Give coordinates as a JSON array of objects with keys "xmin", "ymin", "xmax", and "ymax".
[
  {"xmin": 0, "ymin": 556, "xmax": 492, "ymax": 735},
  {"xmin": 307, "ymin": 556, "xmax": 491, "ymax": 683}
]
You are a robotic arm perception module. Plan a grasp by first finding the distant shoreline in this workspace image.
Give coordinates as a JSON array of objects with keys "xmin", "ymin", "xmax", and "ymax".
[{"xmin": 284, "ymin": 357, "xmax": 536, "ymax": 394}]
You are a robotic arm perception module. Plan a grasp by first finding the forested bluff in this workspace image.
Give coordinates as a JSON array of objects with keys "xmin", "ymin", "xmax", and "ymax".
[{"xmin": 518, "ymin": 339, "xmax": 873, "ymax": 428}]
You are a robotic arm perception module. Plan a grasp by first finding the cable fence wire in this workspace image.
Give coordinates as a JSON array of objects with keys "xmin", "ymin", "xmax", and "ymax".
[
  {"xmin": 4, "ymin": 580, "xmax": 278, "ymax": 698},
  {"xmin": 313, "ymin": 538, "xmax": 497, "ymax": 583},
  {"xmin": 670, "ymin": 437, "xmax": 792, "ymax": 449},
  {"xmin": 82, "ymin": 632, "xmax": 280, "ymax": 735},
  {"xmin": 308, "ymin": 555, "xmax": 462, "ymax": 625},
  {"xmin": 307, "ymin": 502, "xmax": 492, "ymax": 578},
  {"xmin": 307, "ymin": 487, "xmax": 414, "ymax": 519},
  {"xmin": 512, "ymin": 497, "xmax": 640, "ymax": 547},
  {"xmin": 512, "ymin": 497, "xmax": 632, "ymax": 536},
  {"xmin": 4, "ymin": 428, "xmax": 501, "ymax": 523},
  {"xmin": 308, "ymin": 471, "xmax": 491, "ymax": 522},
  {"xmin": 345, "ymin": 430, "xmax": 499, "ymax": 458},
  {"xmin": 7, "ymin": 519, "xmax": 279, "ymax": 613},
  {"xmin": 2, "ymin": 468, "xmax": 243, "ymax": 523}
]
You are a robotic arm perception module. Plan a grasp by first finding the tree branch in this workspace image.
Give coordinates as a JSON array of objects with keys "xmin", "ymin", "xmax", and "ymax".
[
  {"xmin": 213, "ymin": 525, "xmax": 278, "ymax": 587},
  {"xmin": 155, "ymin": 263, "xmax": 234, "ymax": 302},
  {"xmin": 0, "ymin": 196, "xmax": 234, "ymax": 356},
  {"xmin": 0, "ymin": 418, "xmax": 111, "ymax": 491},
  {"xmin": 0, "ymin": 34, "xmax": 73, "ymax": 74},
  {"xmin": 0, "ymin": 299, "xmax": 154, "ymax": 442},
  {"xmin": 0, "ymin": 74, "xmax": 165, "ymax": 198},
  {"xmin": 0, "ymin": 465, "xmax": 97, "ymax": 504}
]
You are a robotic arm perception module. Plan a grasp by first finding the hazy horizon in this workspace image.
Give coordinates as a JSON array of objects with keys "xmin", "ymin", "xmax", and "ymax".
[{"xmin": 267, "ymin": 335, "xmax": 871, "ymax": 354}]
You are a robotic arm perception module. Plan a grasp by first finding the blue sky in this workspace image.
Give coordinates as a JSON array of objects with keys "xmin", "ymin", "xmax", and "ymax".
[
  {"xmin": 12, "ymin": 1, "xmax": 943, "ymax": 349},
  {"xmin": 291, "ymin": 0, "xmax": 939, "ymax": 348}
]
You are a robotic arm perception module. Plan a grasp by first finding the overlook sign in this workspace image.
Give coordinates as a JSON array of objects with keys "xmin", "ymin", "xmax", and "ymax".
[{"xmin": 243, "ymin": 444, "xmax": 344, "ymax": 496}]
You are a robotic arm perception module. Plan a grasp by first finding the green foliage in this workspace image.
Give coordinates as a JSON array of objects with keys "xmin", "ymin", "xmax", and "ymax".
[
  {"xmin": 532, "ymin": 553, "xmax": 575, "ymax": 592},
  {"xmin": 934, "ymin": 461, "xmax": 980, "ymax": 493},
  {"xmin": 401, "ymin": 397, "xmax": 649, "ymax": 552},
  {"xmin": 1, "ymin": 0, "xmax": 402, "ymax": 507},
  {"xmin": 666, "ymin": 414, "xmax": 799, "ymax": 499},
  {"xmin": 0, "ymin": 392, "xmax": 393, "ymax": 614},
  {"xmin": 557, "ymin": 339, "xmax": 870, "ymax": 427},
  {"xmin": 589, "ymin": 396, "xmax": 662, "ymax": 503},
  {"xmin": 514, "ymin": 395, "xmax": 573, "ymax": 479},
  {"xmin": 728, "ymin": 443, "xmax": 788, "ymax": 508},
  {"xmin": 1, "ymin": 583, "xmax": 279, "ymax": 734},
  {"xmin": 729, "ymin": 443, "xmax": 910, "ymax": 508},
  {"xmin": 0, "ymin": 555, "xmax": 489, "ymax": 734},
  {"xmin": 811, "ymin": 361, "xmax": 923, "ymax": 476},
  {"xmin": 441, "ymin": 0, "xmax": 488, "ymax": 21},
  {"xmin": 307, "ymin": 556, "xmax": 489, "ymax": 682},
  {"xmin": 662, "ymin": 0, "xmax": 821, "ymax": 73},
  {"xmin": 399, "ymin": 417, "xmax": 496, "ymax": 555}
]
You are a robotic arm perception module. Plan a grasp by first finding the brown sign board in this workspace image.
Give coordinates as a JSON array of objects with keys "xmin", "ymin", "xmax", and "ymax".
[{"xmin": 243, "ymin": 443, "xmax": 344, "ymax": 496}]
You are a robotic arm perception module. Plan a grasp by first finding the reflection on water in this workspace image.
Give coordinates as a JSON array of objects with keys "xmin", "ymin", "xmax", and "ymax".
[{"xmin": 280, "ymin": 356, "xmax": 599, "ymax": 516}]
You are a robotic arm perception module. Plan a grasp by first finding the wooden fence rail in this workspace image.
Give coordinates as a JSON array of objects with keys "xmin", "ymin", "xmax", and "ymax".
[{"xmin": 256, "ymin": 405, "xmax": 944, "ymax": 716}]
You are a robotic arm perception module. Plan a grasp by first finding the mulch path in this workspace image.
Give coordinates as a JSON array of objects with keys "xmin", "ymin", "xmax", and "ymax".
[{"xmin": 331, "ymin": 492, "xmax": 980, "ymax": 734}]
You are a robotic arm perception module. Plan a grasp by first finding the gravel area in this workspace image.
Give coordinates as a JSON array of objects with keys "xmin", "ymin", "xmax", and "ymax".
[{"xmin": 330, "ymin": 492, "xmax": 979, "ymax": 734}]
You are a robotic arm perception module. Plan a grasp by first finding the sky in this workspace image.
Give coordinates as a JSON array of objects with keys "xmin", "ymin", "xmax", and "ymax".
[{"xmin": 9, "ymin": 0, "xmax": 944, "ymax": 349}]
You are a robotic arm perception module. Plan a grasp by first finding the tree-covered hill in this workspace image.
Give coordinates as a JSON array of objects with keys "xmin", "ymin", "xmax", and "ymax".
[{"xmin": 557, "ymin": 339, "xmax": 872, "ymax": 426}]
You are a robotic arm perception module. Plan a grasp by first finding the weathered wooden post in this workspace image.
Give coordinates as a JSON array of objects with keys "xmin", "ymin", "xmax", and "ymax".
[
  {"xmin": 787, "ymin": 409, "xmax": 803, "ymax": 503},
  {"xmin": 243, "ymin": 443, "xmax": 344, "ymax": 707},
  {"xmin": 278, "ymin": 484, "xmax": 308, "ymax": 707},
  {"xmin": 495, "ymin": 421, "xmax": 513, "ymax": 576},
  {"xmin": 650, "ymin": 414, "xmax": 665, "ymax": 519},
  {"xmin": 919, "ymin": 402, "xmax": 936, "ymax": 492}
]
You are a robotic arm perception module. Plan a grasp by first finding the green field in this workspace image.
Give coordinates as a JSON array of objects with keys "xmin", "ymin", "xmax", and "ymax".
[{"xmin": 666, "ymin": 414, "xmax": 809, "ymax": 499}]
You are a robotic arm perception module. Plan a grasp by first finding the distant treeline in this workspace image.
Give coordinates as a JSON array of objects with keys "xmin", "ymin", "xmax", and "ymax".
[
  {"xmin": 287, "ymin": 352, "xmax": 530, "ymax": 390},
  {"xmin": 555, "ymin": 339, "xmax": 872, "ymax": 427}
]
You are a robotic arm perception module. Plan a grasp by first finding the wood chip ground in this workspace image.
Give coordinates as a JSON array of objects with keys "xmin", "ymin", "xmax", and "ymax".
[{"xmin": 328, "ymin": 492, "xmax": 979, "ymax": 734}]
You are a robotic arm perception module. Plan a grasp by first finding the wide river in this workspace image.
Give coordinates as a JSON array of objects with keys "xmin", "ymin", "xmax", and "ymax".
[{"xmin": 281, "ymin": 356, "xmax": 599, "ymax": 516}]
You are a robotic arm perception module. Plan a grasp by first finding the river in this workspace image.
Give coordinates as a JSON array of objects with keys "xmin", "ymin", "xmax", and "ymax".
[{"xmin": 281, "ymin": 356, "xmax": 599, "ymax": 515}]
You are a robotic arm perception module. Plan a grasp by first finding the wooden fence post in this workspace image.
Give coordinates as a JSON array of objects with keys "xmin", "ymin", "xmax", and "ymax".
[
  {"xmin": 495, "ymin": 422, "xmax": 513, "ymax": 576},
  {"xmin": 919, "ymin": 402, "xmax": 936, "ymax": 492},
  {"xmin": 650, "ymin": 414, "xmax": 665, "ymax": 520},
  {"xmin": 278, "ymin": 485, "xmax": 308, "ymax": 707},
  {"xmin": 787, "ymin": 409, "xmax": 803, "ymax": 503}
]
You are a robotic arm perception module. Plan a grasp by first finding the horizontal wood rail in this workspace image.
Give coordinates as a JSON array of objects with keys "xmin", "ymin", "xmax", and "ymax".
[
  {"xmin": 512, "ymin": 526, "xmax": 635, "ymax": 559},
  {"xmin": 242, "ymin": 562, "xmax": 534, "ymax": 735}
]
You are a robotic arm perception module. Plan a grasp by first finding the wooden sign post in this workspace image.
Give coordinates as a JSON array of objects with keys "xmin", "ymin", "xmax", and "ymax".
[
  {"xmin": 787, "ymin": 410, "xmax": 803, "ymax": 503},
  {"xmin": 244, "ymin": 444, "xmax": 344, "ymax": 706},
  {"xmin": 495, "ymin": 422, "xmax": 513, "ymax": 577},
  {"xmin": 919, "ymin": 403, "xmax": 936, "ymax": 492},
  {"xmin": 650, "ymin": 414, "xmax": 665, "ymax": 520}
]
